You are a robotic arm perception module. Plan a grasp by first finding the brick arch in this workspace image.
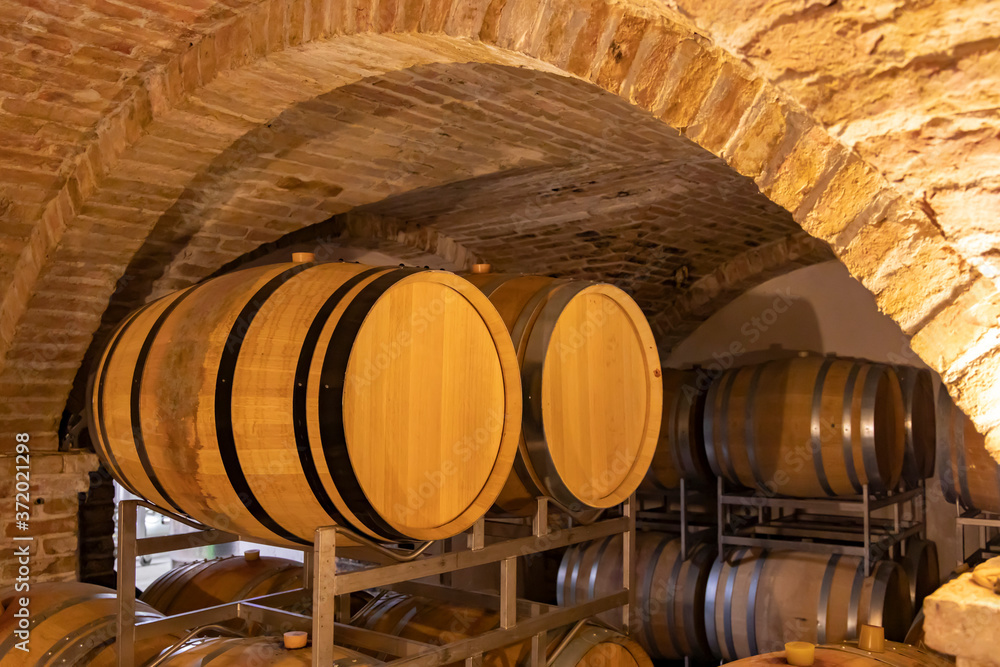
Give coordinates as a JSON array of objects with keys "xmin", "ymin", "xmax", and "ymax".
[{"xmin": 0, "ymin": 0, "xmax": 994, "ymax": 455}]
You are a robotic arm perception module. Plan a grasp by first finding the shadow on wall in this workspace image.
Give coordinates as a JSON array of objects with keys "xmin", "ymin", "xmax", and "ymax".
[{"xmin": 674, "ymin": 291, "xmax": 824, "ymax": 372}]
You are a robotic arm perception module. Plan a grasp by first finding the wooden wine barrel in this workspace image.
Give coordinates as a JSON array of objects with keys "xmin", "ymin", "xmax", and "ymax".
[
  {"xmin": 937, "ymin": 389, "xmax": 1000, "ymax": 513},
  {"xmin": 719, "ymin": 640, "xmax": 952, "ymax": 666},
  {"xmin": 354, "ymin": 594, "xmax": 651, "ymax": 667},
  {"xmin": 557, "ymin": 532, "xmax": 715, "ymax": 660},
  {"xmin": 155, "ymin": 636, "xmax": 381, "ymax": 666},
  {"xmin": 88, "ymin": 262, "xmax": 522, "ymax": 545},
  {"xmin": 896, "ymin": 539, "xmax": 939, "ymax": 612},
  {"xmin": 640, "ymin": 369, "xmax": 712, "ymax": 490},
  {"xmin": 705, "ymin": 357, "xmax": 905, "ymax": 497},
  {"xmin": 896, "ymin": 366, "xmax": 936, "ymax": 485},
  {"xmin": 549, "ymin": 626, "xmax": 652, "ymax": 667},
  {"xmin": 705, "ymin": 550, "xmax": 913, "ymax": 662},
  {"xmin": 465, "ymin": 273, "xmax": 662, "ymax": 514},
  {"xmin": 0, "ymin": 582, "xmax": 175, "ymax": 666},
  {"xmin": 140, "ymin": 552, "xmax": 303, "ymax": 615}
]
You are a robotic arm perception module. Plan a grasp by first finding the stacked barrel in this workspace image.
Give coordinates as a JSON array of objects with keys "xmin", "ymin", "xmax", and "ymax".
[
  {"xmin": 704, "ymin": 550, "xmax": 912, "ymax": 661},
  {"xmin": 140, "ymin": 551, "xmax": 304, "ymax": 616},
  {"xmin": 79, "ymin": 260, "xmax": 663, "ymax": 663},
  {"xmin": 703, "ymin": 357, "xmax": 909, "ymax": 496},
  {"xmin": 0, "ymin": 582, "xmax": 178, "ymax": 666},
  {"xmin": 463, "ymin": 273, "xmax": 662, "ymax": 515},
  {"xmin": 352, "ymin": 594, "xmax": 652, "ymax": 667},
  {"xmin": 937, "ymin": 389, "xmax": 1000, "ymax": 514},
  {"xmin": 87, "ymin": 262, "xmax": 662, "ymax": 545},
  {"xmin": 635, "ymin": 356, "xmax": 943, "ymax": 662},
  {"xmin": 558, "ymin": 531, "xmax": 716, "ymax": 661}
]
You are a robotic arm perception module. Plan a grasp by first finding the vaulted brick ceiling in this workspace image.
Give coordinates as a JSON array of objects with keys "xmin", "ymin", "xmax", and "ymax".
[{"xmin": 0, "ymin": 0, "xmax": 998, "ymax": 457}]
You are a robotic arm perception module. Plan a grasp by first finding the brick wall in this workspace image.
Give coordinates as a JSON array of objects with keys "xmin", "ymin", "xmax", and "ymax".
[{"xmin": 0, "ymin": 451, "xmax": 97, "ymax": 584}]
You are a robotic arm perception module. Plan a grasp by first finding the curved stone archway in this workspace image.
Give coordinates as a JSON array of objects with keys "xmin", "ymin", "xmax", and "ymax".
[{"xmin": 0, "ymin": 0, "xmax": 994, "ymax": 459}]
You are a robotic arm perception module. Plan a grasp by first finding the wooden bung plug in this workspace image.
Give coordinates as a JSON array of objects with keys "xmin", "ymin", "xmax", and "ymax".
[
  {"xmin": 858, "ymin": 624, "xmax": 885, "ymax": 652},
  {"xmin": 244, "ymin": 549, "xmax": 260, "ymax": 562},
  {"xmin": 293, "ymin": 252, "xmax": 315, "ymax": 263},
  {"xmin": 785, "ymin": 642, "xmax": 815, "ymax": 666},
  {"xmin": 284, "ymin": 631, "xmax": 308, "ymax": 649},
  {"xmin": 471, "ymin": 263, "xmax": 491, "ymax": 274}
]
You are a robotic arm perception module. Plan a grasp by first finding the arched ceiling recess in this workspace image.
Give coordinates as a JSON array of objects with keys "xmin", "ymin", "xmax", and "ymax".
[{"xmin": 0, "ymin": 0, "xmax": 996, "ymax": 457}]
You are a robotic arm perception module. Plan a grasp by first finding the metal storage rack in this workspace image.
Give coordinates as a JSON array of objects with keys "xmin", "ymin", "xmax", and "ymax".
[
  {"xmin": 955, "ymin": 503, "xmax": 1000, "ymax": 566},
  {"xmin": 116, "ymin": 496, "xmax": 637, "ymax": 667},
  {"xmin": 716, "ymin": 477, "xmax": 926, "ymax": 575},
  {"xmin": 635, "ymin": 478, "xmax": 717, "ymax": 559}
]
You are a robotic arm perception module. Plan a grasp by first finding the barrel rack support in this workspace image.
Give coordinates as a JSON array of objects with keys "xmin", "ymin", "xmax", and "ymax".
[
  {"xmin": 635, "ymin": 478, "xmax": 717, "ymax": 560},
  {"xmin": 715, "ymin": 478, "xmax": 927, "ymax": 576},
  {"xmin": 116, "ymin": 497, "xmax": 637, "ymax": 667},
  {"xmin": 955, "ymin": 503, "xmax": 1000, "ymax": 567},
  {"xmin": 634, "ymin": 478, "xmax": 717, "ymax": 667}
]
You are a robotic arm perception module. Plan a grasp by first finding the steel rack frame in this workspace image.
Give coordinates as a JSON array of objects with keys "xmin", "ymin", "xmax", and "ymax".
[
  {"xmin": 635, "ymin": 478, "xmax": 717, "ymax": 559},
  {"xmin": 116, "ymin": 496, "xmax": 637, "ymax": 667},
  {"xmin": 955, "ymin": 503, "xmax": 1000, "ymax": 566},
  {"xmin": 715, "ymin": 477, "xmax": 926, "ymax": 575}
]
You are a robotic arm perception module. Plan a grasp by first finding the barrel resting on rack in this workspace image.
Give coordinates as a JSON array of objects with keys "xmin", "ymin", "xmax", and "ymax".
[
  {"xmin": 718, "ymin": 640, "xmax": 952, "ymax": 666},
  {"xmin": 0, "ymin": 582, "xmax": 178, "ymax": 666},
  {"xmin": 704, "ymin": 549, "xmax": 913, "ymax": 662},
  {"xmin": 705, "ymin": 356, "xmax": 905, "ymax": 498},
  {"xmin": 640, "ymin": 368, "xmax": 713, "ymax": 491},
  {"xmin": 140, "ymin": 552, "xmax": 304, "ymax": 616},
  {"xmin": 895, "ymin": 365, "xmax": 937, "ymax": 485},
  {"xmin": 87, "ymin": 262, "xmax": 523, "ymax": 545},
  {"xmin": 464, "ymin": 273, "xmax": 662, "ymax": 516},
  {"xmin": 153, "ymin": 636, "xmax": 380, "ymax": 666},
  {"xmin": 353, "ymin": 593, "xmax": 652, "ymax": 667},
  {"xmin": 557, "ymin": 532, "xmax": 715, "ymax": 661},
  {"xmin": 937, "ymin": 389, "xmax": 1000, "ymax": 514}
]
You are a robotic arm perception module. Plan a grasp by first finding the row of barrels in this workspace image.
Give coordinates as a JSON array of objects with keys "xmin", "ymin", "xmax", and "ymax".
[
  {"xmin": 646, "ymin": 357, "xmax": 1000, "ymax": 511},
  {"xmin": 643, "ymin": 360, "xmax": 935, "ymax": 497},
  {"xmin": 1, "ymin": 559, "xmax": 652, "ymax": 667},
  {"xmin": 558, "ymin": 532, "xmax": 940, "ymax": 663},
  {"xmin": 87, "ymin": 262, "xmax": 663, "ymax": 546},
  {"xmin": 3, "ymin": 544, "xmax": 945, "ymax": 665},
  {"xmin": 154, "ymin": 621, "xmax": 651, "ymax": 667}
]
